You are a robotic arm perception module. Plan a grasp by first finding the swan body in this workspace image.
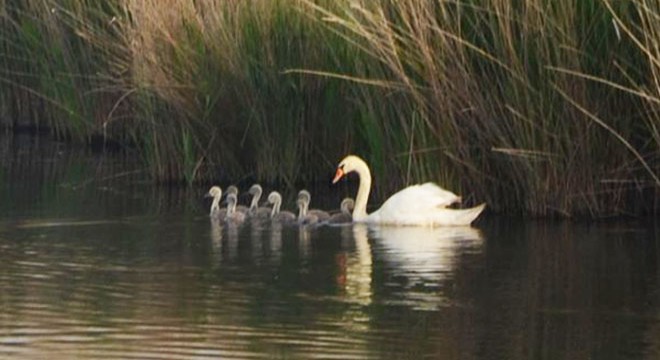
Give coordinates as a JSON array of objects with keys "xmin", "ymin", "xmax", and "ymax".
[
  {"xmin": 267, "ymin": 191, "xmax": 296, "ymax": 223},
  {"xmin": 248, "ymin": 184, "xmax": 272, "ymax": 218},
  {"xmin": 332, "ymin": 155, "xmax": 485, "ymax": 226},
  {"xmin": 297, "ymin": 190, "xmax": 330, "ymax": 222},
  {"xmin": 327, "ymin": 198, "xmax": 354, "ymax": 224}
]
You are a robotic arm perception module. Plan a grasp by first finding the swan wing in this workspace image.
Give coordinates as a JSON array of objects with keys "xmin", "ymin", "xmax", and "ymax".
[
  {"xmin": 379, "ymin": 182, "xmax": 461, "ymax": 212},
  {"xmin": 366, "ymin": 183, "xmax": 484, "ymax": 226},
  {"xmin": 370, "ymin": 203, "xmax": 485, "ymax": 226}
]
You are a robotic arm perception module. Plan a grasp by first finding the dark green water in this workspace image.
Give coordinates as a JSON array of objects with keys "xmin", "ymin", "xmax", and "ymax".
[{"xmin": 0, "ymin": 135, "xmax": 658, "ymax": 359}]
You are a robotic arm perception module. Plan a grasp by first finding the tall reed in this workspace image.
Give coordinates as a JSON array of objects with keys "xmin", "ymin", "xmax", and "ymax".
[
  {"xmin": 0, "ymin": 0, "xmax": 657, "ymax": 216},
  {"xmin": 302, "ymin": 0, "xmax": 660, "ymax": 216}
]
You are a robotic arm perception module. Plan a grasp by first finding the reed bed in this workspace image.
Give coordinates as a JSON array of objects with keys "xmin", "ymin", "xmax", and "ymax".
[{"xmin": 0, "ymin": 0, "xmax": 658, "ymax": 217}]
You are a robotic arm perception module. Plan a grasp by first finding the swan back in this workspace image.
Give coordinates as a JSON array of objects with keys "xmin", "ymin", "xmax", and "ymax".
[{"xmin": 369, "ymin": 184, "xmax": 484, "ymax": 226}]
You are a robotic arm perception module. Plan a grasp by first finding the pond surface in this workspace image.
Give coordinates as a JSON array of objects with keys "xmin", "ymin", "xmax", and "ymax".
[{"xmin": 0, "ymin": 135, "xmax": 658, "ymax": 359}]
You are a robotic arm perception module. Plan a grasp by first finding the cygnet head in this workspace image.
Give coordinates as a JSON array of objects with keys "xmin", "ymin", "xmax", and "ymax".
[
  {"xmin": 226, "ymin": 185, "xmax": 239, "ymax": 196},
  {"xmin": 297, "ymin": 189, "xmax": 311, "ymax": 203},
  {"xmin": 340, "ymin": 198, "xmax": 355, "ymax": 213},
  {"xmin": 299, "ymin": 193, "xmax": 312, "ymax": 208},
  {"xmin": 206, "ymin": 186, "xmax": 222, "ymax": 199},
  {"xmin": 267, "ymin": 191, "xmax": 281, "ymax": 204},
  {"xmin": 249, "ymin": 184, "xmax": 263, "ymax": 196}
]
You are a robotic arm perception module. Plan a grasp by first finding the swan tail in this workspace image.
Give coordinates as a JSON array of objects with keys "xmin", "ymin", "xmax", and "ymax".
[{"xmin": 434, "ymin": 203, "xmax": 486, "ymax": 226}]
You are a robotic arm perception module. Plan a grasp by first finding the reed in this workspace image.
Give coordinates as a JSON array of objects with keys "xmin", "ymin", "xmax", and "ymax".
[
  {"xmin": 0, "ymin": 0, "xmax": 657, "ymax": 216},
  {"xmin": 302, "ymin": 0, "xmax": 659, "ymax": 216}
]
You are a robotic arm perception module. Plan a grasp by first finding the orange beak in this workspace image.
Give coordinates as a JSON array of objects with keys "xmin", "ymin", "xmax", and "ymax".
[{"xmin": 332, "ymin": 168, "xmax": 344, "ymax": 184}]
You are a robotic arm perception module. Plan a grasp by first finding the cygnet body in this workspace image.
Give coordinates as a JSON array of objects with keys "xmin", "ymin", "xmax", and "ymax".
[
  {"xmin": 327, "ymin": 197, "xmax": 354, "ymax": 224},
  {"xmin": 297, "ymin": 190, "xmax": 330, "ymax": 222},
  {"xmin": 267, "ymin": 191, "xmax": 296, "ymax": 223}
]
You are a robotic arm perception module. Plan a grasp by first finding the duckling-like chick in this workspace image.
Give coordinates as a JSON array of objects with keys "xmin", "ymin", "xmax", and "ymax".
[
  {"xmin": 297, "ymin": 190, "xmax": 330, "ymax": 222},
  {"xmin": 248, "ymin": 184, "xmax": 272, "ymax": 218},
  {"xmin": 327, "ymin": 197, "xmax": 354, "ymax": 224},
  {"xmin": 225, "ymin": 185, "xmax": 249, "ymax": 214},
  {"xmin": 297, "ymin": 197, "xmax": 319, "ymax": 225},
  {"xmin": 205, "ymin": 186, "xmax": 223, "ymax": 217},
  {"xmin": 225, "ymin": 193, "xmax": 246, "ymax": 223},
  {"xmin": 267, "ymin": 191, "xmax": 296, "ymax": 223}
]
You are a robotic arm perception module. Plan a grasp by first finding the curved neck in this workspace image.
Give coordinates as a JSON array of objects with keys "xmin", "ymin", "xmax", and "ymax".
[
  {"xmin": 297, "ymin": 200, "xmax": 308, "ymax": 219},
  {"xmin": 210, "ymin": 195, "xmax": 221, "ymax": 216},
  {"xmin": 250, "ymin": 188, "xmax": 261, "ymax": 211},
  {"xmin": 352, "ymin": 160, "xmax": 371, "ymax": 221},
  {"xmin": 271, "ymin": 197, "xmax": 281, "ymax": 217},
  {"xmin": 227, "ymin": 199, "xmax": 235, "ymax": 215}
]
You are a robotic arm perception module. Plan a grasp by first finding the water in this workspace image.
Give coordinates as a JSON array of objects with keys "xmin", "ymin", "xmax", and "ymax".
[{"xmin": 0, "ymin": 135, "xmax": 659, "ymax": 359}]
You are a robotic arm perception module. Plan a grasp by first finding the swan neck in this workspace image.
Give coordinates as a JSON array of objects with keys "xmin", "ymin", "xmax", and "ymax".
[
  {"xmin": 210, "ymin": 195, "xmax": 221, "ymax": 216},
  {"xmin": 353, "ymin": 161, "xmax": 371, "ymax": 221}
]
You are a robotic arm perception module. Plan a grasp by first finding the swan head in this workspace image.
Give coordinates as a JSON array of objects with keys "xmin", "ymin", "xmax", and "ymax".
[
  {"xmin": 226, "ymin": 185, "xmax": 239, "ymax": 196},
  {"xmin": 249, "ymin": 184, "xmax": 262, "ymax": 196},
  {"xmin": 332, "ymin": 155, "xmax": 367, "ymax": 184},
  {"xmin": 206, "ymin": 186, "xmax": 222, "ymax": 199}
]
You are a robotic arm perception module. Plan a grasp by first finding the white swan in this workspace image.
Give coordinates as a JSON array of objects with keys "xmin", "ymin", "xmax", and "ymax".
[
  {"xmin": 248, "ymin": 184, "xmax": 272, "ymax": 218},
  {"xmin": 332, "ymin": 155, "xmax": 485, "ymax": 226},
  {"xmin": 297, "ymin": 190, "xmax": 330, "ymax": 222},
  {"xmin": 267, "ymin": 191, "xmax": 296, "ymax": 223}
]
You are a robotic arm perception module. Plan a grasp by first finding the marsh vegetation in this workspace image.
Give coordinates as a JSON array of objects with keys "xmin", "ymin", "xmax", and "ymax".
[{"xmin": 0, "ymin": 0, "xmax": 658, "ymax": 217}]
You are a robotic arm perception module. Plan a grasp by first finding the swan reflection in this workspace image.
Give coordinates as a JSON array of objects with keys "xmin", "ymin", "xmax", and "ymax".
[
  {"xmin": 366, "ymin": 225, "xmax": 484, "ymax": 309},
  {"xmin": 208, "ymin": 217, "xmax": 483, "ymax": 310},
  {"xmin": 341, "ymin": 224, "xmax": 372, "ymax": 306}
]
